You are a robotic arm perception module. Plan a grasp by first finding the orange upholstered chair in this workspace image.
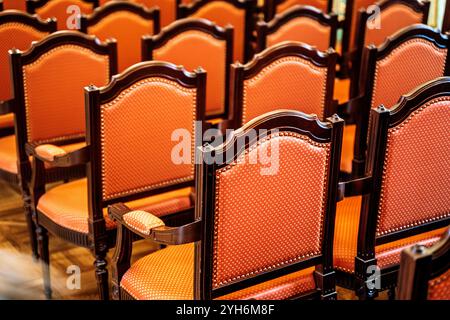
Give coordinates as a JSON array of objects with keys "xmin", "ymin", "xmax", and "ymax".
[
  {"xmin": 178, "ymin": 0, "xmax": 256, "ymax": 63},
  {"xmin": 9, "ymin": 31, "xmax": 117, "ymax": 298},
  {"xmin": 349, "ymin": 0, "xmax": 430, "ymax": 98},
  {"xmin": 256, "ymin": 5, "xmax": 338, "ymax": 53},
  {"xmin": 397, "ymin": 228, "xmax": 450, "ymax": 300},
  {"xmin": 228, "ymin": 41, "xmax": 337, "ymax": 131},
  {"xmin": 29, "ymin": 61, "xmax": 206, "ymax": 300},
  {"xmin": 334, "ymin": 77, "xmax": 450, "ymax": 299},
  {"xmin": 0, "ymin": 11, "xmax": 56, "ymax": 259},
  {"xmin": 80, "ymin": 1, "xmax": 160, "ymax": 72},
  {"xmin": 2, "ymin": 0, "xmax": 27, "ymax": 11},
  {"xmin": 263, "ymin": 0, "xmax": 332, "ymax": 21},
  {"xmin": 109, "ymin": 109, "xmax": 344, "ymax": 300},
  {"xmin": 26, "ymin": 0, "xmax": 98, "ymax": 30},
  {"xmin": 347, "ymin": 25, "xmax": 450, "ymax": 177},
  {"xmin": 142, "ymin": 18, "xmax": 233, "ymax": 118},
  {"xmin": 130, "ymin": 0, "xmax": 179, "ymax": 27}
]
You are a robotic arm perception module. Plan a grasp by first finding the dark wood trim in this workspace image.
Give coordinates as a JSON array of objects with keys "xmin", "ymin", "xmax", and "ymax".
[
  {"xmin": 79, "ymin": 0, "xmax": 161, "ymax": 35},
  {"xmin": 256, "ymin": 4, "xmax": 338, "ymax": 53},
  {"xmin": 350, "ymin": 0, "xmax": 430, "ymax": 99},
  {"xmin": 0, "ymin": 1, "xmax": 3, "ymax": 11},
  {"xmin": 142, "ymin": 17, "xmax": 233, "ymax": 120},
  {"xmin": 263, "ymin": 0, "xmax": 333, "ymax": 22},
  {"xmin": 443, "ymin": 0, "xmax": 450, "ymax": 33},
  {"xmin": 352, "ymin": 25, "xmax": 450, "ymax": 177},
  {"xmin": 229, "ymin": 41, "xmax": 337, "ymax": 128},
  {"xmin": 26, "ymin": 0, "xmax": 99, "ymax": 14},
  {"xmin": 196, "ymin": 110, "xmax": 342, "ymax": 299},
  {"xmin": 177, "ymin": 0, "xmax": 257, "ymax": 63}
]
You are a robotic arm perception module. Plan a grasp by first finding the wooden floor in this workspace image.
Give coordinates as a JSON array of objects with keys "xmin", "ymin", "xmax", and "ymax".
[{"xmin": 0, "ymin": 179, "xmax": 385, "ymax": 300}]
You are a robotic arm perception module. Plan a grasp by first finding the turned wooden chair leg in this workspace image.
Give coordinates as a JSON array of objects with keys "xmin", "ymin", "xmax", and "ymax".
[
  {"xmin": 24, "ymin": 198, "xmax": 39, "ymax": 261},
  {"xmin": 37, "ymin": 225, "xmax": 52, "ymax": 299},
  {"xmin": 94, "ymin": 251, "xmax": 109, "ymax": 300}
]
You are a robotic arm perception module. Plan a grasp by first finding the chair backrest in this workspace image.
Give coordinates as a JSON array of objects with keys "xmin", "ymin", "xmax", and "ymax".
[
  {"xmin": 0, "ymin": 11, "xmax": 56, "ymax": 104},
  {"xmin": 3, "ymin": 0, "xmax": 27, "ymax": 11},
  {"xmin": 359, "ymin": 77, "xmax": 450, "ymax": 259},
  {"xmin": 355, "ymin": 0, "xmax": 429, "ymax": 50},
  {"xmin": 353, "ymin": 25, "xmax": 450, "ymax": 176},
  {"xmin": 143, "ymin": 18, "xmax": 233, "ymax": 118},
  {"xmin": 397, "ymin": 228, "xmax": 450, "ymax": 300},
  {"xmin": 10, "ymin": 31, "xmax": 117, "ymax": 162},
  {"xmin": 195, "ymin": 110, "xmax": 343, "ymax": 299},
  {"xmin": 230, "ymin": 41, "xmax": 337, "ymax": 128},
  {"xmin": 26, "ymin": 0, "xmax": 98, "ymax": 30},
  {"xmin": 80, "ymin": 1, "xmax": 160, "ymax": 72},
  {"xmin": 256, "ymin": 4, "xmax": 337, "ymax": 53},
  {"xmin": 130, "ymin": 0, "xmax": 180, "ymax": 27},
  {"xmin": 264, "ymin": 0, "xmax": 331, "ymax": 21},
  {"xmin": 85, "ymin": 61, "xmax": 206, "ymax": 214},
  {"xmin": 178, "ymin": 0, "xmax": 256, "ymax": 63}
]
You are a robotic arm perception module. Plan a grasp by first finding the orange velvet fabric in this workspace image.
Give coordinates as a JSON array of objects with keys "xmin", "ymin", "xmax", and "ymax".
[
  {"xmin": 276, "ymin": 0, "xmax": 328, "ymax": 14},
  {"xmin": 2, "ymin": 0, "xmax": 27, "ymax": 11},
  {"xmin": 428, "ymin": 269, "xmax": 450, "ymax": 300}
]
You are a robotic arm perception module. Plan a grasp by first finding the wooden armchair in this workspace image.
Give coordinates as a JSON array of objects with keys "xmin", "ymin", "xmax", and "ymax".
[
  {"xmin": 110, "ymin": 109, "xmax": 344, "ymax": 300},
  {"xmin": 334, "ymin": 77, "xmax": 450, "ymax": 299}
]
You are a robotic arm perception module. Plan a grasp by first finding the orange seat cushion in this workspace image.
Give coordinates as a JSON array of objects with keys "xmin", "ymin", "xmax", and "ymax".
[
  {"xmin": 340, "ymin": 124, "xmax": 355, "ymax": 173},
  {"xmin": 37, "ymin": 178, "xmax": 193, "ymax": 234},
  {"xmin": 0, "ymin": 136, "xmax": 85, "ymax": 174},
  {"xmin": 120, "ymin": 243, "xmax": 316, "ymax": 300},
  {"xmin": 0, "ymin": 113, "xmax": 14, "ymax": 129},
  {"xmin": 333, "ymin": 196, "xmax": 448, "ymax": 273}
]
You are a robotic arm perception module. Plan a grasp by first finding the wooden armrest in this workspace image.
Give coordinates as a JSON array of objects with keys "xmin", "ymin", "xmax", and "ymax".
[
  {"xmin": 0, "ymin": 100, "xmax": 13, "ymax": 115},
  {"xmin": 30, "ymin": 143, "xmax": 89, "ymax": 167},
  {"xmin": 337, "ymin": 176, "xmax": 372, "ymax": 201},
  {"xmin": 108, "ymin": 203, "xmax": 201, "ymax": 245}
]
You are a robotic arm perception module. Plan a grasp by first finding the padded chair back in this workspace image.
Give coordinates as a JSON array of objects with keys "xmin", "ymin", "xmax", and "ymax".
[
  {"xmin": 26, "ymin": 0, "xmax": 98, "ymax": 30},
  {"xmin": 10, "ymin": 31, "xmax": 116, "ymax": 161},
  {"xmin": 130, "ymin": 0, "xmax": 179, "ymax": 27},
  {"xmin": 397, "ymin": 227, "xmax": 450, "ymax": 300},
  {"xmin": 360, "ymin": 77, "xmax": 450, "ymax": 256},
  {"xmin": 80, "ymin": 1, "xmax": 160, "ymax": 72},
  {"xmin": 0, "ymin": 11, "xmax": 56, "ymax": 104},
  {"xmin": 85, "ymin": 61, "xmax": 206, "ymax": 204},
  {"xmin": 178, "ymin": 0, "xmax": 256, "ymax": 63},
  {"xmin": 264, "ymin": 0, "xmax": 331, "ymax": 21},
  {"xmin": 195, "ymin": 110, "xmax": 343, "ymax": 299},
  {"xmin": 256, "ymin": 4, "xmax": 337, "ymax": 53},
  {"xmin": 3, "ymin": 0, "xmax": 27, "ymax": 11},
  {"xmin": 231, "ymin": 41, "xmax": 337, "ymax": 127},
  {"xmin": 143, "ymin": 18, "xmax": 233, "ymax": 118}
]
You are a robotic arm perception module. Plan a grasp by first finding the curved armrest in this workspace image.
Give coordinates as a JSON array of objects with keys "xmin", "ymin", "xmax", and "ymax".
[
  {"xmin": 109, "ymin": 203, "xmax": 201, "ymax": 245},
  {"xmin": 0, "ymin": 100, "xmax": 13, "ymax": 115},
  {"xmin": 31, "ymin": 144, "xmax": 89, "ymax": 167}
]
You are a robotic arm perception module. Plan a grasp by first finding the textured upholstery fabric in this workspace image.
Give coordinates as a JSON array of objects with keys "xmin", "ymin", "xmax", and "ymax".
[
  {"xmin": 23, "ymin": 45, "xmax": 110, "ymax": 143},
  {"xmin": 131, "ymin": 0, "xmax": 177, "ymax": 27},
  {"xmin": 35, "ymin": 0, "xmax": 95, "ymax": 30},
  {"xmin": 2, "ymin": 0, "xmax": 27, "ymax": 11},
  {"xmin": 371, "ymin": 39, "xmax": 447, "ymax": 109},
  {"xmin": 242, "ymin": 56, "xmax": 328, "ymax": 124},
  {"xmin": 266, "ymin": 16, "xmax": 331, "ymax": 52},
  {"xmin": 87, "ymin": 11, "xmax": 154, "ymax": 72},
  {"xmin": 213, "ymin": 132, "xmax": 330, "ymax": 288},
  {"xmin": 0, "ymin": 114, "xmax": 14, "ymax": 129},
  {"xmin": 123, "ymin": 210, "xmax": 165, "ymax": 235},
  {"xmin": 364, "ymin": 5, "xmax": 423, "ymax": 47},
  {"xmin": 188, "ymin": 1, "xmax": 245, "ymax": 62},
  {"xmin": 340, "ymin": 124, "xmax": 355, "ymax": 173},
  {"xmin": 120, "ymin": 243, "xmax": 317, "ymax": 300},
  {"xmin": 0, "ymin": 135, "xmax": 84, "ymax": 174},
  {"xmin": 153, "ymin": 30, "xmax": 226, "ymax": 115},
  {"xmin": 428, "ymin": 269, "xmax": 450, "ymax": 300},
  {"xmin": 377, "ymin": 98, "xmax": 450, "ymax": 236},
  {"xmin": 333, "ymin": 195, "xmax": 448, "ymax": 272},
  {"xmin": 0, "ymin": 22, "xmax": 48, "ymax": 103},
  {"xmin": 100, "ymin": 77, "xmax": 196, "ymax": 201},
  {"xmin": 37, "ymin": 178, "xmax": 193, "ymax": 234},
  {"xmin": 276, "ymin": 0, "xmax": 328, "ymax": 14}
]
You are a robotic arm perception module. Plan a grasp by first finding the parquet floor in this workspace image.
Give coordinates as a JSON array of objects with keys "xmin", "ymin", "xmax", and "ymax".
[{"xmin": 0, "ymin": 179, "xmax": 385, "ymax": 300}]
